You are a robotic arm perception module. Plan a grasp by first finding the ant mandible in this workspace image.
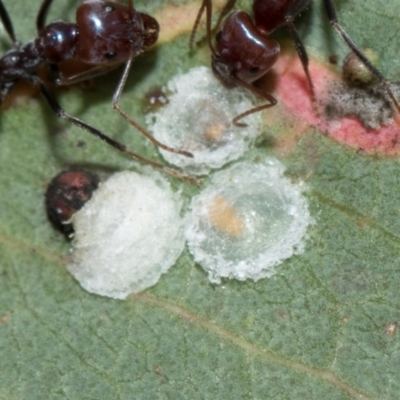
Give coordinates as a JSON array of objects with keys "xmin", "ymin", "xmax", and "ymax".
[
  {"xmin": 190, "ymin": 0, "xmax": 400, "ymax": 126},
  {"xmin": 0, "ymin": 0, "xmax": 198, "ymax": 184}
]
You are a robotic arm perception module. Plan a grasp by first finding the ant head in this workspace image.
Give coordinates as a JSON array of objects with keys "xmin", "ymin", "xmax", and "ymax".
[
  {"xmin": 76, "ymin": 1, "xmax": 159, "ymax": 65},
  {"xmin": 213, "ymin": 11, "xmax": 280, "ymax": 85}
]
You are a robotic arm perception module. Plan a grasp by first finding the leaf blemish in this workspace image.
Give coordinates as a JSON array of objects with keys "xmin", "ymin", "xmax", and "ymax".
[{"xmin": 270, "ymin": 52, "xmax": 400, "ymax": 156}]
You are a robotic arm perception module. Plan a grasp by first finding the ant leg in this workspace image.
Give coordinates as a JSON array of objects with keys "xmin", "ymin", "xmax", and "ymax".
[
  {"xmin": 36, "ymin": 0, "xmax": 53, "ymax": 32},
  {"xmin": 53, "ymin": 65, "xmax": 118, "ymax": 86},
  {"xmin": 323, "ymin": 0, "xmax": 400, "ymax": 114},
  {"xmin": 213, "ymin": 0, "xmax": 237, "ymax": 34},
  {"xmin": 0, "ymin": 80, "xmax": 17, "ymax": 104},
  {"xmin": 0, "ymin": 0, "xmax": 18, "ymax": 45},
  {"xmin": 285, "ymin": 18, "xmax": 316, "ymax": 106},
  {"xmin": 189, "ymin": 0, "xmax": 208, "ymax": 49},
  {"xmin": 193, "ymin": 0, "xmax": 217, "ymax": 57},
  {"xmin": 190, "ymin": 0, "xmax": 237, "ymax": 49},
  {"xmin": 112, "ymin": 52, "xmax": 193, "ymax": 158},
  {"xmin": 204, "ymin": 0, "xmax": 216, "ymax": 56},
  {"xmin": 38, "ymin": 80, "xmax": 200, "ymax": 185},
  {"xmin": 230, "ymin": 75, "xmax": 277, "ymax": 127}
]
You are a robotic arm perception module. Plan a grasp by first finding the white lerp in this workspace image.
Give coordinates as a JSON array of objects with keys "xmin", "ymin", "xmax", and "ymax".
[
  {"xmin": 68, "ymin": 170, "xmax": 185, "ymax": 299},
  {"xmin": 185, "ymin": 159, "xmax": 313, "ymax": 283},
  {"xmin": 146, "ymin": 67, "xmax": 263, "ymax": 175}
]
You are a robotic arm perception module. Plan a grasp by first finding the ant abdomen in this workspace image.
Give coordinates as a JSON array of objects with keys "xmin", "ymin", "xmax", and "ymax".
[{"xmin": 214, "ymin": 11, "xmax": 280, "ymax": 85}]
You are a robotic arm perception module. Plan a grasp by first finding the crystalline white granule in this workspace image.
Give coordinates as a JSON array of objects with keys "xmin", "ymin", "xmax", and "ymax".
[
  {"xmin": 145, "ymin": 66, "xmax": 263, "ymax": 175},
  {"xmin": 68, "ymin": 170, "xmax": 185, "ymax": 299},
  {"xmin": 185, "ymin": 159, "xmax": 313, "ymax": 283}
]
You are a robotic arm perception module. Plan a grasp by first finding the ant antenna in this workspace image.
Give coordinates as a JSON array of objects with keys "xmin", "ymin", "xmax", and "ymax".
[
  {"xmin": 204, "ymin": 0, "xmax": 217, "ymax": 58},
  {"xmin": 189, "ymin": 0, "xmax": 206, "ymax": 49},
  {"xmin": 36, "ymin": 0, "xmax": 51, "ymax": 31},
  {"xmin": 0, "ymin": 0, "xmax": 17, "ymax": 45}
]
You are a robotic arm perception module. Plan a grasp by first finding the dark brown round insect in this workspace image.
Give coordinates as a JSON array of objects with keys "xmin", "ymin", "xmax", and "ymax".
[
  {"xmin": 190, "ymin": 0, "xmax": 400, "ymax": 125},
  {"xmin": 0, "ymin": 0, "xmax": 198, "ymax": 184},
  {"xmin": 342, "ymin": 48, "xmax": 380, "ymax": 87},
  {"xmin": 144, "ymin": 86, "xmax": 169, "ymax": 112},
  {"xmin": 45, "ymin": 170, "xmax": 100, "ymax": 235}
]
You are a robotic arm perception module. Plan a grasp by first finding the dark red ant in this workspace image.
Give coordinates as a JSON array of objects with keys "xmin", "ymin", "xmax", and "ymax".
[
  {"xmin": 0, "ymin": 0, "xmax": 198, "ymax": 184},
  {"xmin": 190, "ymin": 0, "xmax": 400, "ymax": 126}
]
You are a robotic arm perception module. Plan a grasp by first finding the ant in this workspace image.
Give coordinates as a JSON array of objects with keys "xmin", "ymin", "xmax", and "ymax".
[
  {"xmin": 0, "ymin": 0, "xmax": 198, "ymax": 184},
  {"xmin": 190, "ymin": 0, "xmax": 400, "ymax": 126}
]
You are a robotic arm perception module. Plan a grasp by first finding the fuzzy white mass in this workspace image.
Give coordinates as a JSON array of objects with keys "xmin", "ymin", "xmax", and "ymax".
[
  {"xmin": 68, "ymin": 171, "xmax": 185, "ymax": 299},
  {"xmin": 146, "ymin": 66, "xmax": 263, "ymax": 175},
  {"xmin": 185, "ymin": 159, "xmax": 313, "ymax": 283}
]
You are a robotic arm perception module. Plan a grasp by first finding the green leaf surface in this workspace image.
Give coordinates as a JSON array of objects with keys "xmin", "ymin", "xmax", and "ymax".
[{"xmin": 1, "ymin": 1, "xmax": 400, "ymax": 399}]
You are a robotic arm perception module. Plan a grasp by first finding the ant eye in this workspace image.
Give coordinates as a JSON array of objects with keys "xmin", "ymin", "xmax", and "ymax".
[
  {"xmin": 104, "ymin": 5, "xmax": 114, "ymax": 12},
  {"xmin": 250, "ymin": 67, "xmax": 259, "ymax": 74},
  {"xmin": 215, "ymin": 31, "xmax": 222, "ymax": 42},
  {"xmin": 105, "ymin": 52, "xmax": 117, "ymax": 60}
]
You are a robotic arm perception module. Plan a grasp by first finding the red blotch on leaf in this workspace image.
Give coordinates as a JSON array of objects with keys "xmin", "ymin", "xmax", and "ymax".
[{"xmin": 270, "ymin": 53, "xmax": 400, "ymax": 156}]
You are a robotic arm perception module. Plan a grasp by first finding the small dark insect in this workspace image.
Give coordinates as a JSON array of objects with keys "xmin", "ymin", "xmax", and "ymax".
[
  {"xmin": 0, "ymin": 0, "xmax": 198, "ymax": 183},
  {"xmin": 342, "ymin": 49, "xmax": 379, "ymax": 87},
  {"xmin": 190, "ymin": 0, "xmax": 400, "ymax": 125},
  {"xmin": 329, "ymin": 54, "xmax": 339, "ymax": 65},
  {"xmin": 144, "ymin": 86, "xmax": 169, "ymax": 112},
  {"xmin": 45, "ymin": 169, "xmax": 99, "ymax": 235}
]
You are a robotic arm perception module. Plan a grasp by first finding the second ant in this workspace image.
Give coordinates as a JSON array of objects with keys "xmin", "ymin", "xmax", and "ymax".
[{"xmin": 190, "ymin": 0, "xmax": 400, "ymax": 125}]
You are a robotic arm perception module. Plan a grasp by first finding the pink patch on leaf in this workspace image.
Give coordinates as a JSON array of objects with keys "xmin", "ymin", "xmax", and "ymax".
[{"xmin": 270, "ymin": 53, "xmax": 400, "ymax": 156}]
